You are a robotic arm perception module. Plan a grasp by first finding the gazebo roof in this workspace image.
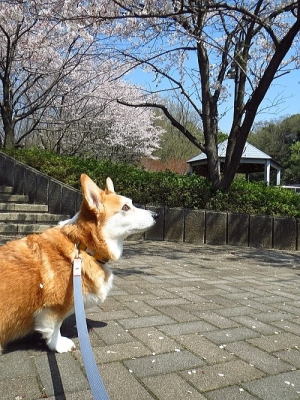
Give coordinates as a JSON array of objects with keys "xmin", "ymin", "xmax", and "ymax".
[
  {"xmin": 187, "ymin": 140, "xmax": 273, "ymax": 164},
  {"xmin": 186, "ymin": 139, "xmax": 282, "ymax": 186}
]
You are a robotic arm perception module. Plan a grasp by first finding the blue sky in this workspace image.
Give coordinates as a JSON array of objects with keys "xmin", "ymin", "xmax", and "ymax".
[{"xmin": 126, "ymin": 67, "xmax": 300, "ymax": 134}]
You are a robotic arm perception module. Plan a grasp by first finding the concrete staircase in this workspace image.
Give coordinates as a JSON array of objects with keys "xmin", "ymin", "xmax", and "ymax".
[{"xmin": 0, "ymin": 185, "xmax": 69, "ymax": 245}]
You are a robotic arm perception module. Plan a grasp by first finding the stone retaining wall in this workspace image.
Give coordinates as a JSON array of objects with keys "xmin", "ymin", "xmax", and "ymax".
[
  {"xmin": 143, "ymin": 207, "xmax": 299, "ymax": 251},
  {"xmin": 0, "ymin": 151, "xmax": 298, "ymax": 250}
]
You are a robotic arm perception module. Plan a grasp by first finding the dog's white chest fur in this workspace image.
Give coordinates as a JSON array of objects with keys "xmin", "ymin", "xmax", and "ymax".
[{"xmin": 84, "ymin": 266, "xmax": 114, "ymax": 307}]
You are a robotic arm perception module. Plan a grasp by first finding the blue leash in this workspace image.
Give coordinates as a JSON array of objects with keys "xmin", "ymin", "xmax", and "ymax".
[{"xmin": 73, "ymin": 256, "xmax": 110, "ymax": 400}]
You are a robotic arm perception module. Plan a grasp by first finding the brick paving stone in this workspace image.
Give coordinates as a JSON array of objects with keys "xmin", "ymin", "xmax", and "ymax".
[
  {"xmin": 101, "ymin": 362, "xmax": 154, "ymax": 400},
  {"xmin": 0, "ymin": 377, "xmax": 42, "ymax": 400},
  {"xmin": 122, "ymin": 300, "xmax": 158, "ymax": 316},
  {"xmin": 124, "ymin": 350, "xmax": 205, "ymax": 377},
  {"xmin": 205, "ymin": 385, "xmax": 260, "ymax": 400},
  {"xmin": 248, "ymin": 333, "xmax": 300, "ymax": 353},
  {"xmin": 226, "ymin": 341, "xmax": 293, "ymax": 374},
  {"xmin": 146, "ymin": 298, "xmax": 189, "ymax": 306},
  {"xmin": 274, "ymin": 349, "xmax": 300, "ymax": 369},
  {"xmin": 176, "ymin": 333, "xmax": 235, "ymax": 364},
  {"xmin": 175, "ymin": 291, "xmax": 212, "ymax": 303},
  {"xmin": 119, "ymin": 314, "xmax": 176, "ymax": 329},
  {"xmin": 270, "ymin": 291, "xmax": 300, "ymax": 301},
  {"xmin": 112, "ymin": 293, "xmax": 157, "ymax": 302},
  {"xmin": 242, "ymin": 370, "xmax": 300, "ymax": 400},
  {"xmin": 203, "ymin": 327, "xmax": 260, "ymax": 344},
  {"xmin": 245, "ymin": 288, "xmax": 273, "ymax": 296},
  {"xmin": 272, "ymin": 320, "xmax": 300, "ymax": 335},
  {"xmin": 194, "ymin": 311, "xmax": 240, "ymax": 329},
  {"xmin": 220, "ymin": 292, "xmax": 258, "ymax": 300},
  {"xmin": 99, "ymin": 297, "xmax": 125, "ymax": 312},
  {"xmin": 130, "ymin": 326, "xmax": 180, "ymax": 353},
  {"xmin": 180, "ymin": 301, "xmax": 223, "ymax": 312},
  {"xmin": 0, "ymin": 351, "xmax": 35, "ymax": 379},
  {"xmin": 158, "ymin": 320, "xmax": 217, "ymax": 336},
  {"xmin": 181, "ymin": 360, "xmax": 264, "ymax": 392},
  {"xmin": 216, "ymin": 306, "xmax": 257, "ymax": 317},
  {"xmin": 232, "ymin": 315, "xmax": 280, "ymax": 335},
  {"xmin": 254, "ymin": 295, "xmax": 291, "ymax": 304},
  {"xmin": 238, "ymin": 299, "xmax": 276, "ymax": 312},
  {"xmin": 292, "ymin": 317, "xmax": 300, "ymax": 325},
  {"xmin": 142, "ymin": 373, "xmax": 207, "ymax": 400},
  {"xmin": 272, "ymin": 303, "xmax": 300, "ymax": 316},
  {"xmin": 155, "ymin": 305, "xmax": 199, "ymax": 322},
  {"xmin": 34, "ymin": 353, "xmax": 89, "ymax": 397},
  {"xmin": 92, "ymin": 321, "xmax": 134, "ymax": 345},
  {"xmin": 92, "ymin": 341, "xmax": 151, "ymax": 363},
  {"xmin": 89, "ymin": 309, "xmax": 137, "ymax": 321},
  {"xmin": 200, "ymin": 295, "xmax": 238, "ymax": 307},
  {"xmin": 145, "ymin": 287, "xmax": 177, "ymax": 297},
  {"xmin": 251, "ymin": 311, "xmax": 295, "ymax": 323},
  {"xmin": 38, "ymin": 391, "xmax": 93, "ymax": 400}
]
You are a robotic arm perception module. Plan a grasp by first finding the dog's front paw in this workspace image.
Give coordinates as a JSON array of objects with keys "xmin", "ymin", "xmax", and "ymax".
[{"xmin": 53, "ymin": 337, "xmax": 76, "ymax": 353}]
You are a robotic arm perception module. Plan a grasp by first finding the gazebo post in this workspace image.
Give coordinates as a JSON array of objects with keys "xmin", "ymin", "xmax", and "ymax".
[
  {"xmin": 264, "ymin": 160, "xmax": 271, "ymax": 186},
  {"xmin": 276, "ymin": 168, "xmax": 281, "ymax": 186}
]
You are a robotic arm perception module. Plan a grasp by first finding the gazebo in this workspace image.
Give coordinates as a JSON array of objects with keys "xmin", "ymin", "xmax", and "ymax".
[{"xmin": 187, "ymin": 140, "xmax": 282, "ymax": 185}]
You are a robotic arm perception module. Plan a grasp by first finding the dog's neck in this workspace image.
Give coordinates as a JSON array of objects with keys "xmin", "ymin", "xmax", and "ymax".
[
  {"xmin": 104, "ymin": 237, "xmax": 123, "ymax": 261},
  {"xmin": 60, "ymin": 213, "xmax": 124, "ymax": 263},
  {"xmin": 76, "ymin": 238, "xmax": 123, "ymax": 262}
]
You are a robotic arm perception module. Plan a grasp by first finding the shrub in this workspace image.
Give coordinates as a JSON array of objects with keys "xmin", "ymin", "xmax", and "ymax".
[{"xmin": 3, "ymin": 148, "xmax": 300, "ymax": 217}]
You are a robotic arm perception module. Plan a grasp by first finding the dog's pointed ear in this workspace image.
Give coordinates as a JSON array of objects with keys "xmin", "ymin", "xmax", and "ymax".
[
  {"xmin": 105, "ymin": 177, "xmax": 115, "ymax": 194},
  {"xmin": 80, "ymin": 174, "xmax": 104, "ymax": 212}
]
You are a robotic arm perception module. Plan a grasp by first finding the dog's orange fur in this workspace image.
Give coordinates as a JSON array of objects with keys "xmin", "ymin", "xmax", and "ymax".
[{"xmin": 0, "ymin": 174, "xmax": 118, "ymax": 352}]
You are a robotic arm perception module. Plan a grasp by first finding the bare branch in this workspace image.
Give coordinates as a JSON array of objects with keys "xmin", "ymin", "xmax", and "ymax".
[{"xmin": 117, "ymin": 98, "xmax": 205, "ymax": 151}]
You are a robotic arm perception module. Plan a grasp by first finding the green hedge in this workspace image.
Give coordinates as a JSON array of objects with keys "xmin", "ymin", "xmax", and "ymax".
[{"xmin": 3, "ymin": 148, "xmax": 300, "ymax": 217}]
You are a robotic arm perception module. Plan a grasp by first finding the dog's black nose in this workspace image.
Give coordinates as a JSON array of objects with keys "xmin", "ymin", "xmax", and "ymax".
[{"xmin": 152, "ymin": 212, "xmax": 159, "ymax": 221}]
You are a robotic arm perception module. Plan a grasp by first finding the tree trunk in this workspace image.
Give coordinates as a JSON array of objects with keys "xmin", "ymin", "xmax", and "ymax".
[
  {"xmin": 3, "ymin": 120, "xmax": 15, "ymax": 148},
  {"xmin": 219, "ymin": 14, "xmax": 300, "ymax": 191},
  {"xmin": 218, "ymin": 127, "xmax": 247, "ymax": 191},
  {"xmin": 1, "ymin": 77, "xmax": 15, "ymax": 148},
  {"xmin": 204, "ymin": 122, "xmax": 221, "ymax": 190}
]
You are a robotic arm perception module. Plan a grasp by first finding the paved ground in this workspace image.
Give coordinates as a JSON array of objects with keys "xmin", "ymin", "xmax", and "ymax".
[{"xmin": 1, "ymin": 241, "xmax": 300, "ymax": 400}]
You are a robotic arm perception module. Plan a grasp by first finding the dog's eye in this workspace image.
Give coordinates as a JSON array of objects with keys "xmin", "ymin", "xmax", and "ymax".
[{"xmin": 122, "ymin": 204, "xmax": 130, "ymax": 211}]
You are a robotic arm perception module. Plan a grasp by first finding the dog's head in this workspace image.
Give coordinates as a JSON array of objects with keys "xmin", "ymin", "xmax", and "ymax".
[
  {"xmin": 81, "ymin": 174, "xmax": 156, "ymax": 238},
  {"xmin": 63, "ymin": 174, "xmax": 156, "ymax": 260}
]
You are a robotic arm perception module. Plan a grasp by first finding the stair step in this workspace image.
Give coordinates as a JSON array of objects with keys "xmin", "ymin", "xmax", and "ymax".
[
  {"xmin": 0, "ymin": 203, "xmax": 48, "ymax": 212},
  {"xmin": 0, "ymin": 235, "xmax": 21, "ymax": 245},
  {"xmin": 0, "ymin": 194, "xmax": 29, "ymax": 203},
  {"xmin": 0, "ymin": 212, "xmax": 69, "ymax": 223},
  {"xmin": 0, "ymin": 186, "xmax": 13, "ymax": 193},
  {"xmin": 0, "ymin": 223, "xmax": 56, "ymax": 234}
]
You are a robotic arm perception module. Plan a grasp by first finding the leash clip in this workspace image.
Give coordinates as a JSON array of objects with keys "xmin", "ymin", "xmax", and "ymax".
[
  {"xmin": 73, "ymin": 257, "xmax": 82, "ymax": 276},
  {"xmin": 72, "ymin": 244, "xmax": 82, "ymax": 276},
  {"xmin": 73, "ymin": 244, "xmax": 82, "ymax": 276}
]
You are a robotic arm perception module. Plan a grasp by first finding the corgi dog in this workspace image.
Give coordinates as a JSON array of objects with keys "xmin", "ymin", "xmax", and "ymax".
[{"xmin": 0, "ymin": 174, "xmax": 156, "ymax": 353}]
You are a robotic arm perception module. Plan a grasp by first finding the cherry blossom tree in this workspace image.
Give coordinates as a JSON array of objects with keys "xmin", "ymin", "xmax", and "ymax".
[
  {"xmin": 77, "ymin": 0, "xmax": 300, "ymax": 190},
  {"xmin": 0, "ymin": 0, "xmax": 99, "ymax": 148},
  {"xmin": 0, "ymin": 0, "xmax": 162, "ymax": 161},
  {"xmin": 26, "ymin": 59, "xmax": 162, "ymax": 161}
]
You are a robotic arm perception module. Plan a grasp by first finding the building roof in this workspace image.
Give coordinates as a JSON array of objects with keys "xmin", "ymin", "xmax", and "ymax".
[{"xmin": 187, "ymin": 140, "xmax": 272, "ymax": 163}]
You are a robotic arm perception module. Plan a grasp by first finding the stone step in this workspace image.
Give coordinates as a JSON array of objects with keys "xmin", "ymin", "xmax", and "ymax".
[
  {"xmin": 0, "ymin": 194, "xmax": 29, "ymax": 203},
  {"xmin": 0, "ymin": 235, "xmax": 21, "ymax": 245},
  {"xmin": 0, "ymin": 203, "xmax": 48, "ymax": 212},
  {"xmin": 0, "ymin": 223, "xmax": 56, "ymax": 234},
  {"xmin": 0, "ymin": 186, "xmax": 13, "ymax": 193},
  {"xmin": 0, "ymin": 212, "xmax": 68, "ymax": 223}
]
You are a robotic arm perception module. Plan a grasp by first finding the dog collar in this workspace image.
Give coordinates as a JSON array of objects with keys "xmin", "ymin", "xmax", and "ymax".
[{"xmin": 76, "ymin": 242, "xmax": 109, "ymax": 265}]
